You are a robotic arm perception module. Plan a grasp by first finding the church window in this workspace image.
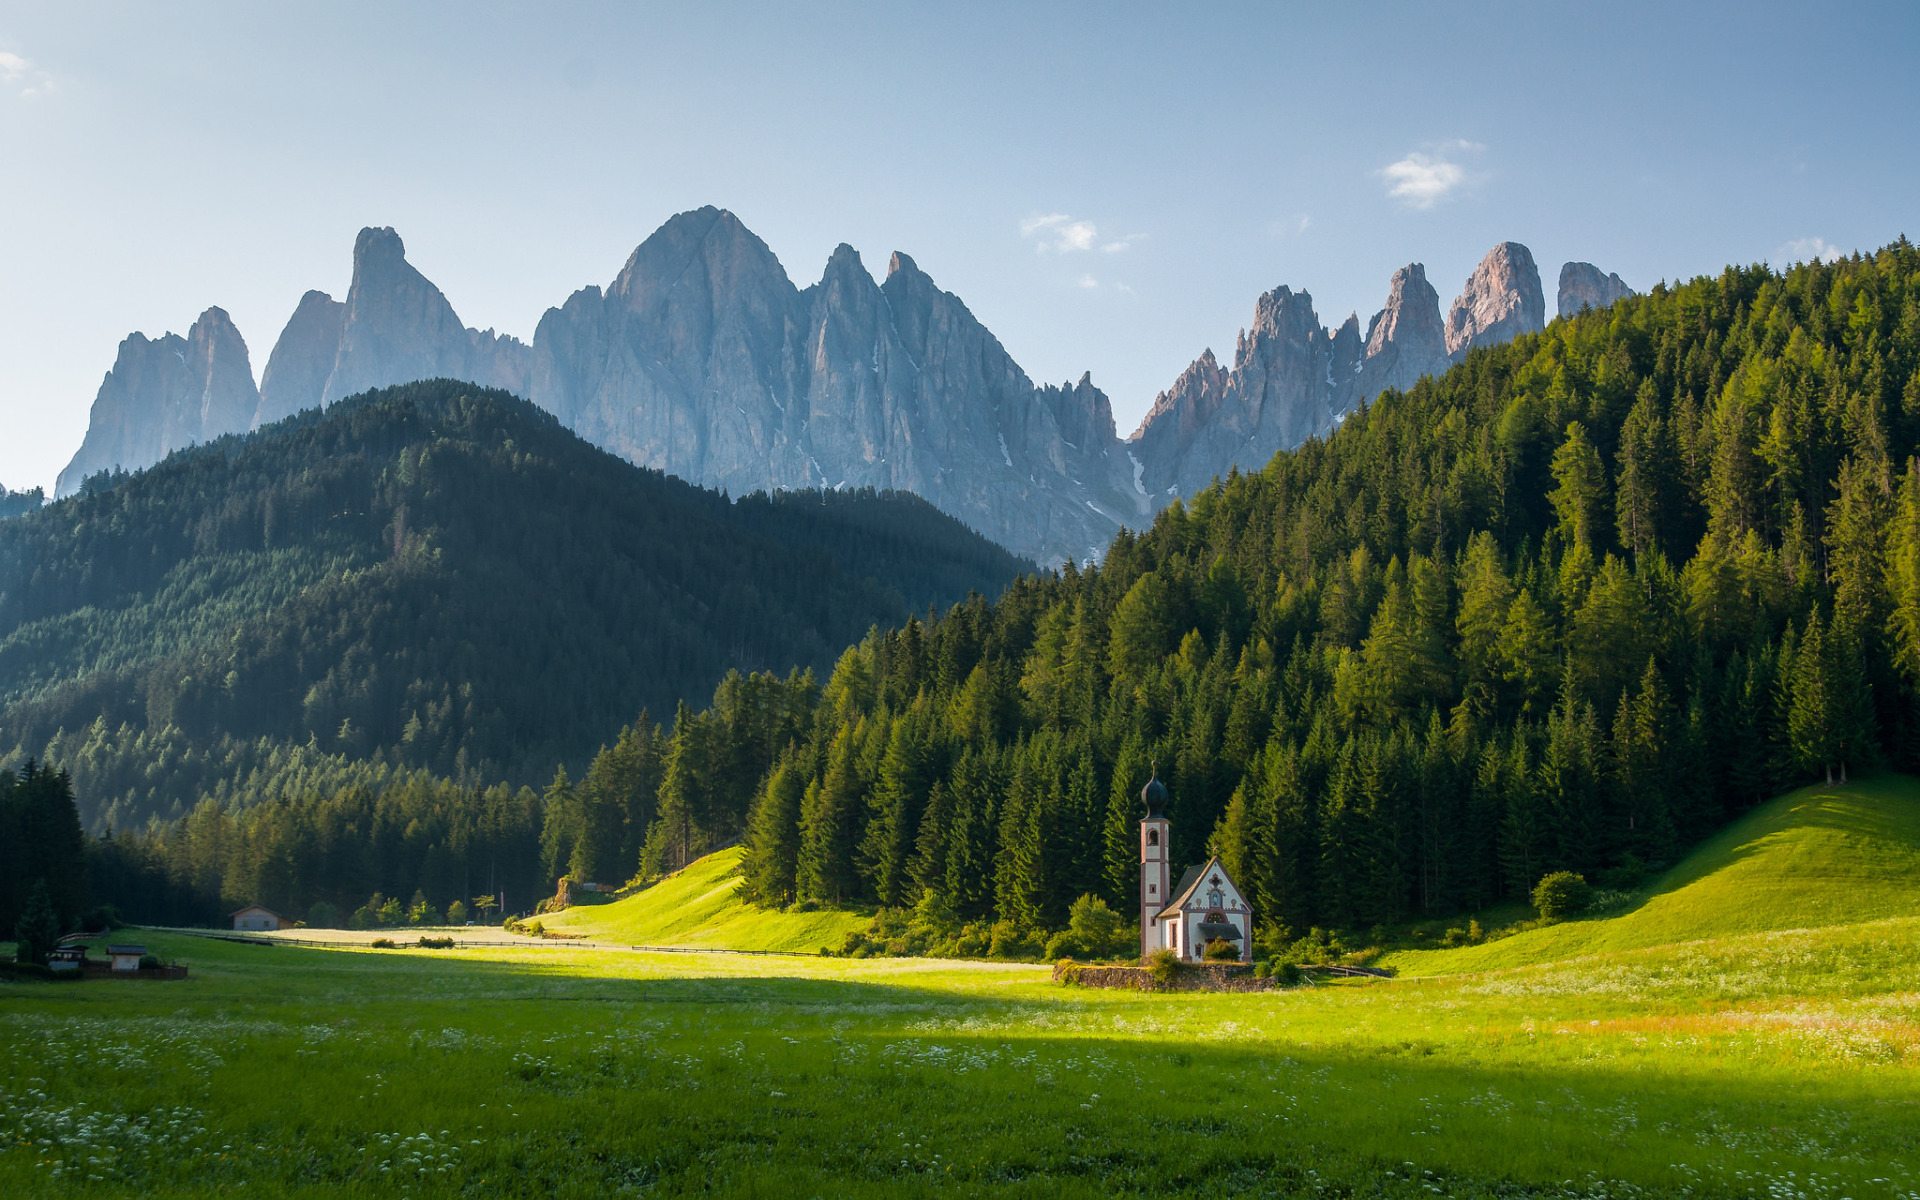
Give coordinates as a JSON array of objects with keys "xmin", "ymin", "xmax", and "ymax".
[
  {"xmin": 1206, "ymin": 884, "xmax": 1224, "ymax": 909},
  {"xmin": 1146, "ymin": 830, "xmax": 1159, "ymax": 846}
]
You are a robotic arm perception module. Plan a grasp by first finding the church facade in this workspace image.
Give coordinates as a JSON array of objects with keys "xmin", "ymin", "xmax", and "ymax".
[{"xmin": 1138, "ymin": 772, "xmax": 1251, "ymax": 961}]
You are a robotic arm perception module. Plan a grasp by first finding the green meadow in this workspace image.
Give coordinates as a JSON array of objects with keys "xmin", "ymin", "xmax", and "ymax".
[{"xmin": 6, "ymin": 779, "xmax": 1920, "ymax": 1198}]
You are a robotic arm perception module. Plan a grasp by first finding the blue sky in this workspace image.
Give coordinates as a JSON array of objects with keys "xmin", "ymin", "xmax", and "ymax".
[{"xmin": 1, "ymin": 1, "xmax": 1914, "ymax": 493}]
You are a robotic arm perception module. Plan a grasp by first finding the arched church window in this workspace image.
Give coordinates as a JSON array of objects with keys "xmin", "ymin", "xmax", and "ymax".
[{"xmin": 1147, "ymin": 830, "xmax": 1159, "ymax": 846}]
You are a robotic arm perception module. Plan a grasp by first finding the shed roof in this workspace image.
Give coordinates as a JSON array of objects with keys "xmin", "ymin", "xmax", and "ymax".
[
  {"xmin": 229, "ymin": 904, "xmax": 284, "ymax": 919},
  {"xmin": 106, "ymin": 944, "xmax": 147, "ymax": 956}
]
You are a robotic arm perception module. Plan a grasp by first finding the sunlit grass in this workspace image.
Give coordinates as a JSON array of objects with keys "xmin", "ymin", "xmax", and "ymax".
[
  {"xmin": 1388, "ymin": 775, "xmax": 1920, "ymax": 976},
  {"xmin": 4, "ymin": 915, "xmax": 1920, "ymax": 1198},
  {"xmin": 536, "ymin": 845, "xmax": 869, "ymax": 952}
]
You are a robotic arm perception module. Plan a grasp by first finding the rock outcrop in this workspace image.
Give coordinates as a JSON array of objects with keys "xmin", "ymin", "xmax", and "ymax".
[
  {"xmin": 1131, "ymin": 244, "xmax": 1552, "ymax": 502},
  {"xmin": 255, "ymin": 290, "xmax": 344, "ymax": 426},
  {"xmin": 530, "ymin": 208, "xmax": 1146, "ymax": 566},
  {"xmin": 1128, "ymin": 262, "xmax": 1450, "ymax": 500},
  {"xmin": 1557, "ymin": 262, "xmax": 1634, "ymax": 318},
  {"xmin": 56, "ymin": 307, "xmax": 259, "ymax": 496},
  {"xmin": 316, "ymin": 227, "xmax": 531, "ymax": 408},
  {"xmin": 1444, "ymin": 242, "xmax": 1545, "ymax": 359}
]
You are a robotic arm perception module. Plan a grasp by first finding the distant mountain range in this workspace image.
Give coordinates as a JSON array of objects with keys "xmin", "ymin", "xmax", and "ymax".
[{"xmin": 55, "ymin": 210, "xmax": 1632, "ymax": 564}]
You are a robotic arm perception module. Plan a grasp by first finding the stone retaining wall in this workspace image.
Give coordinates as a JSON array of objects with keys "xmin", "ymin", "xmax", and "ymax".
[{"xmin": 1053, "ymin": 961, "xmax": 1274, "ymax": 992}]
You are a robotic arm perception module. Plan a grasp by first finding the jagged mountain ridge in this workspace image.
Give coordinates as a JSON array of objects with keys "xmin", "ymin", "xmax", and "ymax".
[
  {"xmin": 1126, "ymin": 243, "xmax": 1553, "ymax": 501},
  {"xmin": 55, "ymin": 210, "xmax": 1621, "ymax": 565}
]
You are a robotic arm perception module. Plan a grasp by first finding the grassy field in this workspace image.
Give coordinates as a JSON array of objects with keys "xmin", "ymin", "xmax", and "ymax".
[
  {"xmin": 535, "ymin": 845, "xmax": 870, "ymax": 952},
  {"xmin": 4, "ymin": 778, "xmax": 1920, "ymax": 1198},
  {"xmin": 1385, "ymin": 775, "xmax": 1920, "ymax": 975}
]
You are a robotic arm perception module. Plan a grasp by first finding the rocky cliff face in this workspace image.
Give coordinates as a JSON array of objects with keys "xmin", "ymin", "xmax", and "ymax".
[
  {"xmin": 531, "ymin": 208, "xmax": 1146, "ymax": 566},
  {"xmin": 1128, "ymin": 262, "xmax": 1451, "ymax": 500},
  {"xmin": 255, "ymin": 290, "xmax": 344, "ymax": 426},
  {"xmin": 1444, "ymin": 242, "xmax": 1546, "ymax": 359},
  {"xmin": 1557, "ymin": 262, "xmax": 1634, "ymax": 318},
  {"xmin": 318, "ymin": 227, "xmax": 531, "ymax": 408},
  {"xmin": 56, "ymin": 307, "xmax": 259, "ymax": 496},
  {"xmin": 1131, "ymin": 244, "xmax": 1549, "ymax": 502}
]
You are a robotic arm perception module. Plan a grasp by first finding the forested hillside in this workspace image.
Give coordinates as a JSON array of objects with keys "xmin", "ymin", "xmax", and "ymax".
[
  {"xmin": 703, "ymin": 240, "xmax": 1916, "ymax": 938},
  {"xmin": 71, "ymin": 243, "xmax": 1920, "ymax": 939},
  {"xmin": 0, "ymin": 381, "xmax": 1030, "ymax": 833}
]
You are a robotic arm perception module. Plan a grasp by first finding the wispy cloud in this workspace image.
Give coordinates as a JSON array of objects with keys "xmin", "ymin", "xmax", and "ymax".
[
  {"xmin": 1379, "ymin": 140, "xmax": 1482, "ymax": 208},
  {"xmin": 1077, "ymin": 274, "xmax": 1099, "ymax": 289},
  {"xmin": 1021, "ymin": 213, "xmax": 1140, "ymax": 255},
  {"xmin": 1266, "ymin": 213, "xmax": 1312, "ymax": 238},
  {"xmin": 1777, "ymin": 236, "xmax": 1844, "ymax": 265},
  {"xmin": 0, "ymin": 48, "xmax": 54, "ymax": 99}
]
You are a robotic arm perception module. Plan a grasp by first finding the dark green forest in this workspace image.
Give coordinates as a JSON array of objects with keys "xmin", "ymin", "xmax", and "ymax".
[
  {"xmin": 0, "ymin": 381, "xmax": 1029, "ymax": 834},
  {"xmin": 0, "ymin": 484, "xmax": 44, "ymax": 521},
  {"xmin": 44, "ymin": 243, "xmax": 1920, "ymax": 943}
]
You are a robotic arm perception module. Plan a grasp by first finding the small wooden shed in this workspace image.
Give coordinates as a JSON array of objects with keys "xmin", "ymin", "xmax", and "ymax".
[
  {"xmin": 230, "ymin": 904, "xmax": 285, "ymax": 932},
  {"xmin": 106, "ymin": 944, "xmax": 147, "ymax": 972}
]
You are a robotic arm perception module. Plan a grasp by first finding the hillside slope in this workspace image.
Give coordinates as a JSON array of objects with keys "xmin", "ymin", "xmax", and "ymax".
[
  {"xmin": 0, "ymin": 381, "xmax": 1030, "ymax": 830},
  {"xmin": 1386, "ymin": 773, "xmax": 1920, "ymax": 975},
  {"xmin": 538, "ymin": 846, "xmax": 866, "ymax": 953}
]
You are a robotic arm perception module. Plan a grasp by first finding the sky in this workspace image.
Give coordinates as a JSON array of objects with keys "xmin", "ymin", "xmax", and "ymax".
[{"xmin": 1, "ymin": 1, "xmax": 1915, "ymax": 494}]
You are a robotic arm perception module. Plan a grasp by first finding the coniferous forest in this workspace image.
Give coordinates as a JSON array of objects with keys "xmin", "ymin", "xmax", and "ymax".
[
  {"xmin": 0, "ymin": 381, "xmax": 1030, "ymax": 837},
  {"xmin": 42, "ymin": 243, "xmax": 1920, "ymax": 941}
]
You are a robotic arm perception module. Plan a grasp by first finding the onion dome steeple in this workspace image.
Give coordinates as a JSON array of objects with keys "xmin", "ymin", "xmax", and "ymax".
[{"xmin": 1140, "ymin": 766, "xmax": 1168, "ymax": 818}]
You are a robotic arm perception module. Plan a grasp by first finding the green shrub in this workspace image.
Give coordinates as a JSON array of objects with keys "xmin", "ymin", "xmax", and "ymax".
[
  {"xmin": 417, "ymin": 936, "xmax": 455, "ymax": 949},
  {"xmin": 786, "ymin": 898, "xmax": 821, "ymax": 914},
  {"xmin": 138, "ymin": 954, "xmax": 161, "ymax": 969},
  {"xmin": 1066, "ymin": 894, "xmax": 1126, "ymax": 958},
  {"xmin": 445, "ymin": 900, "xmax": 469, "ymax": 925},
  {"xmin": 1202, "ymin": 937, "xmax": 1240, "ymax": 963},
  {"xmin": 306, "ymin": 901, "xmax": 343, "ymax": 928},
  {"xmin": 1252, "ymin": 959, "xmax": 1272, "ymax": 979},
  {"xmin": 1043, "ymin": 931, "xmax": 1088, "ymax": 961},
  {"xmin": 370, "ymin": 937, "xmax": 396, "ymax": 949},
  {"xmin": 81, "ymin": 905, "xmax": 124, "ymax": 933},
  {"xmin": 1145, "ymin": 947, "xmax": 1179, "ymax": 985},
  {"xmin": 1533, "ymin": 871, "xmax": 1594, "ymax": 921},
  {"xmin": 1274, "ymin": 962, "xmax": 1303, "ymax": 987}
]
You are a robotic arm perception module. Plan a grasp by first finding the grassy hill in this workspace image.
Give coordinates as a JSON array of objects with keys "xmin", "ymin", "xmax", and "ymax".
[
  {"xmin": 1386, "ymin": 772, "xmax": 1920, "ymax": 975},
  {"xmin": 538, "ymin": 846, "xmax": 867, "ymax": 953}
]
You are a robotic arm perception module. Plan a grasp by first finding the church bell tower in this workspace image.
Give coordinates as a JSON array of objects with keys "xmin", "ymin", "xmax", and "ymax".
[{"xmin": 1139, "ymin": 768, "xmax": 1171, "ymax": 958}]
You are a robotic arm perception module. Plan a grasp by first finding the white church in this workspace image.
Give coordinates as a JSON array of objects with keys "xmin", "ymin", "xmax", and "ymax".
[{"xmin": 1137, "ymin": 770, "xmax": 1251, "ymax": 961}]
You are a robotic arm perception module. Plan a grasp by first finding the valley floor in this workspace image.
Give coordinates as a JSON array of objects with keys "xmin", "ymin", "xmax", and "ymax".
[{"xmin": 3, "ymin": 916, "xmax": 1918, "ymax": 1199}]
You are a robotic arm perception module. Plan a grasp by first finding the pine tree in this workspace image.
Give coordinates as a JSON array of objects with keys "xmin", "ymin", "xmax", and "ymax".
[
  {"xmin": 13, "ymin": 879, "xmax": 63, "ymax": 967},
  {"xmin": 740, "ymin": 755, "xmax": 806, "ymax": 906}
]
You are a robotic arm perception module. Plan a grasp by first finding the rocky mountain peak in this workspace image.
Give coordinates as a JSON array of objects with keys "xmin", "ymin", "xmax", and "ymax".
[
  {"xmin": 1444, "ymin": 242, "xmax": 1545, "ymax": 359},
  {"xmin": 56, "ymin": 307, "xmax": 260, "ymax": 496},
  {"xmin": 256, "ymin": 290, "xmax": 345, "ymax": 426},
  {"xmin": 886, "ymin": 251, "xmax": 920, "ymax": 280},
  {"xmin": 1557, "ymin": 262, "xmax": 1634, "ymax": 318}
]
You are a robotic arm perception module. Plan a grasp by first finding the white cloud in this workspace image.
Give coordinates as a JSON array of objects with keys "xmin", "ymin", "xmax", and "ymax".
[
  {"xmin": 1078, "ymin": 274, "xmax": 1099, "ymax": 289},
  {"xmin": 1379, "ymin": 141, "xmax": 1484, "ymax": 208},
  {"xmin": 1381, "ymin": 153, "xmax": 1464, "ymax": 208},
  {"xmin": 0, "ymin": 48, "xmax": 54, "ymax": 99},
  {"xmin": 1778, "ymin": 236, "xmax": 1844, "ymax": 265},
  {"xmin": 1020, "ymin": 212, "xmax": 1099, "ymax": 253},
  {"xmin": 1101, "ymin": 233, "xmax": 1146, "ymax": 253}
]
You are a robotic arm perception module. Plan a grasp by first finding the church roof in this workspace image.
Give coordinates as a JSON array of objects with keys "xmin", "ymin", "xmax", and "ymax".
[{"xmin": 1153, "ymin": 856, "xmax": 1240, "ymax": 924}]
